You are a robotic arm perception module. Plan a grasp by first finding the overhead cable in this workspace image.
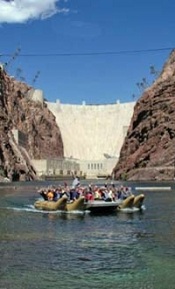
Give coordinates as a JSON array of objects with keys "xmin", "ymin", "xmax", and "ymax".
[{"xmin": 0, "ymin": 47, "xmax": 174, "ymax": 57}]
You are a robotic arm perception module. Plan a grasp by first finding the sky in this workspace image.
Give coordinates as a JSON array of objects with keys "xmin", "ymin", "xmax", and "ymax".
[{"xmin": 0, "ymin": 0, "xmax": 174, "ymax": 104}]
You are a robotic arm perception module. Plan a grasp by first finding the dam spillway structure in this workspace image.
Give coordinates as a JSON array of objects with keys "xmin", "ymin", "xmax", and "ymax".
[{"xmin": 47, "ymin": 100, "xmax": 135, "ymax": 178}]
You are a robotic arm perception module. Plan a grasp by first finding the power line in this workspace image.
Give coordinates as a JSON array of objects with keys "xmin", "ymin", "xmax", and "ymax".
[{"xmin": 0, "ymin": 47, "xmax": 174, "ymax": 57}]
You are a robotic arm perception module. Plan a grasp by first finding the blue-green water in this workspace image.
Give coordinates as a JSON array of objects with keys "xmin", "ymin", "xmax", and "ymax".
[{"xmin": 0, "ymin": 181, "xmax": 175, "ymax": 289}]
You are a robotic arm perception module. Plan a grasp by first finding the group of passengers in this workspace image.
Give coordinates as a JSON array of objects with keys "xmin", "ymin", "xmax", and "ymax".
[{"xmin": 38, "ymin": 179, "xmax": 133, "ymax": 203}]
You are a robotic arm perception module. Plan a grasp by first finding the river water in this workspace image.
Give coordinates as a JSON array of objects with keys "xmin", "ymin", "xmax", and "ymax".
[{"xmin": 0, "ymin": 180, "xmax": 175, "ymax": 289}]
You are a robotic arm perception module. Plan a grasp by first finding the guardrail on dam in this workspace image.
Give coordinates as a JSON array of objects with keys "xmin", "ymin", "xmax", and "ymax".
[{"xmin": 47, "ymin": 100, "xmax": 135, "ymax": 178}]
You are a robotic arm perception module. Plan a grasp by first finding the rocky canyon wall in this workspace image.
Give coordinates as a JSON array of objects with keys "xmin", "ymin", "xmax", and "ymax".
[
  {"xmin": 0, "ymin": 66, "xmax": 64, "ymax": 181},
  {"xmin": 113, "ymin": 49, "xmax": 175, "ymax": 181}
]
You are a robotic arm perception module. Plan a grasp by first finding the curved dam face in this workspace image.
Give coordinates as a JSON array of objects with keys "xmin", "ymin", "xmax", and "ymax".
[{"xmin": 47, "ymin": 100, "xmax": 135, "ymax": 177}]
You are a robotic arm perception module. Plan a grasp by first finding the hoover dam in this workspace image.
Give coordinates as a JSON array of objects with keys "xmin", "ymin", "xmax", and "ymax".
[{"xmin": 47, "ymin": 100, "xmax": 135, "ymax": 178}]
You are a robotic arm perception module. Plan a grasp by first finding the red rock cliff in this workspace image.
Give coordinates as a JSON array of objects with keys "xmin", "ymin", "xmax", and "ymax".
[
  {"xmin": 0, "ymin": 67, "xmax": 64, "ymax": 181},
  {"xmin": 113, "ymin": 49, "xmax": 175, "ymax": 181}
]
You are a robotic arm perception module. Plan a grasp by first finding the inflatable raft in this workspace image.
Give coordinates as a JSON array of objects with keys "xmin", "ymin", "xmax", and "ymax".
[
  {"xmin": 34, "ymin": 194, "xmax": 145, "ymax": 213},
  {"xmin": 117, "ymin": 194, "xmax": 145, "ymax": 211},
  {"xmin": 34, "ymin": 195, "xmax": 68, "ymax": 211},
  {"xmin": 66, "ymin": 196, "xmax": 86, "ymax": 211},
  {"xmin": 34, "ymin": 196, "xmax": 86, "ymax": 212},
  {"xmin": 133, "ymin": 194, "xmax": 145, "ymax": 209},
  {"xmin": 117, "ymin": 195, "xmax": 135, "ymax": 210}
]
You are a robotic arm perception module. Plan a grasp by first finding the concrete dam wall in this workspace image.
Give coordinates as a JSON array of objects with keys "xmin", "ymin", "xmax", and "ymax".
[{"xmin": 47, "ymin": 100, "xmax": 135, "ymax": 177}]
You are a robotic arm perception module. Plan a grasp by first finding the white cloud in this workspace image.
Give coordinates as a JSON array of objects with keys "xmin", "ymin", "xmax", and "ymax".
[{"xmin": 0, "ymin": 0, "xmax": 69, "ymax": 23}]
